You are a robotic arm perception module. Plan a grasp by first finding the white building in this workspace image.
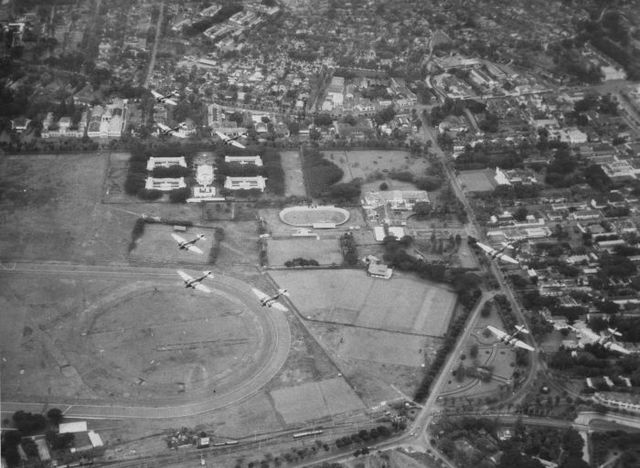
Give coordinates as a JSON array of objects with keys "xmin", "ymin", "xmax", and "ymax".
[
  {"xmin": 224, "ymin": 176, "xmax": 267, "ymax": 191},
  {"xmin": 146, "ymin": 156, "xmax": 187, "ymax": 171},
  {"xmin": 224, "ymin": 155, "xmax": 263, "ymax": 166},
  {"xmin": 195, "ymin": 164, "xmax": 214, "ymax": 186},
  {"xmin": 145, "ymin": 177, "xmax": 186, "ymax": 191}
]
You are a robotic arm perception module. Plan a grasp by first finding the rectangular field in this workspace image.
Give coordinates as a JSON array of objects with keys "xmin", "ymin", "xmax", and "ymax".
[
  {"xmin": 130, "ymin": 224, "xmax": 215, "ymax": 265},
  {"xmin": 267, "ymin": 237, "xmax": 343, "ymax": 266},
  {"xmin": 280, "ymin": 151, "xmax": 306, "ymax": 197},
  {"xmin": 322, "ymin": 150, "xmax": 430, "ymax": 183},
  {"xmin": 0, "ymin": 153, "xmax": 135, "ymax": 263},
  {"xmin": 270, "ymin": 377, "xmax": 364, "ymax": 424},
  {"xmin": 270, "ymin": 270, "xmax": 457, "ymax": 337},
  {"xmin": 337, "ymin": 328, "xmax": 426, "ymax": 367},
  {"xmin": 457, "ymin": 169, "xmax": 496, "ymax": 193}
]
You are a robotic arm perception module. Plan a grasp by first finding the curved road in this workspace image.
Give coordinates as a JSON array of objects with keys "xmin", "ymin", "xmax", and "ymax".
[{"xmin": 0, "ymin": 262, "xmax": 291, "ymax": 420}]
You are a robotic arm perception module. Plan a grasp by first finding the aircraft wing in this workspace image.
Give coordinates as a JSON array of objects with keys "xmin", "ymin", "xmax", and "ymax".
[
  {"xmin": 476, "ymin": 242, "xmax": 496, "ymax": 255},
  {"xmin": 608, "ymin": 343, "xmax": 631, "ymax": 355},
  {"xmin": 513, "ymin": 339, "xmax": 535, "ymax": 352},
  {"xmin": 269, "ymin": 302, "xmax": 288, "ymax": 312},
  {"xmin": 215, "ymin": 131, "xmax": 229, "ymax": 142},
  {"xmin": 193, "ymin": 283, "xmax": 211, "ymax": 293},
  {"xmin": 487, "ymin": 326, "xmax": 507, "ymax": 340},
  {"xmin": 157, "ymin": 123, "xmax": 172, "ymax": 132},
  {"xmin": 164, "ymin": 98, "xmax": 177, "ymax": 106},
  {"xmin": 497, "ymin": 253, "xmax": 519, "ymax": 265},
  {"xmin": 171, "ymin": 233, "xmax": 186, "ymax": 244},
  {"xmin": 151, "ymin": 90, "xmax": 163, "ymax": 99},
  {"xmin": 251, "ymin": 288, "xmax": 269, "ymax": 301},
  {"xmin": 185, "ymin": 244, "xmax": 204, "ymax": 255},
  {"xmin": 177, "ymin": 270, "xmax": 193, "ymax": 282},
  {"xmin": 229, "ymin": 140, "xmax": 246, "ymax": 149}
]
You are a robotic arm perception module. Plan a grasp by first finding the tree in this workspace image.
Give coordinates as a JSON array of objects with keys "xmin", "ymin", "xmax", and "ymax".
[
  {"xmin": 46, "ymin": 408, "xmax": 63, "ymax": 426},
  {"xmin": 413, "ymin": 201, "xmax": 431, "ymax": 217}
]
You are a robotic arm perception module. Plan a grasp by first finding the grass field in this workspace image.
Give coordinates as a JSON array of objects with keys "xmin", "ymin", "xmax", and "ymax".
[
  {"xmin": 322, "ymin": 150, "xmax": 430, "ymax": 183},
  {"xmin": 280, "ymin": 151, "xmax": 306, "ymax": 197},
  {"xmin": 458, "ymin": 169, "xmax": 496, "ymax": 193},
  {"xmin": 267, "ymin": 237, "xmax": 343, "ymax": 266},
  {"xmin": 270, "ymin": 270, "xmax": 456, "ymax": 337},
  {"xmin": 0, "ymin": 153, "xmax": 134, "ymax": 263},
  {"xmin": 0, "ymin": 271, "xmax": 278, "ymax": 402},
  {"xmin": 270, "ymin": 377, "xmax": 364, "ymax": 424},
  {"xmin": 130, "ymin": 224, "xmax": 215, "ymax": 265}
]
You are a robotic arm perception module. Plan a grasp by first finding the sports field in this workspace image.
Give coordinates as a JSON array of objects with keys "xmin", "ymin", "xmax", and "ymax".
[
  {"xmin": 279, "ymin": 151, "xmax": 306, "ymax": 197},
  {"xmin": 270, "ymin": 270, "xmax": 457, "ymax": 337},
  {"xmin": 457, "ymin": 169, "xmax": 496, "ymax": 193},
  {"xmin": 267, "ymin": 237, "xmax": 343, "ymax": 266},
  {"xmin": 270, "ymin": 377, "xmax": 364, "ymax": 424},
  {"xmin": 322, "ymin": 150, "xmax": 429, "ymax": 183}
]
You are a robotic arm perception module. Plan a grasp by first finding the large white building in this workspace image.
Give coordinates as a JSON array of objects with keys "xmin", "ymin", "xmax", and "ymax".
[
  {"xmin": 224, "ymin": 176, "xmax": 267, "ymax": 192},
  {"xmin": 146, "ymin": 156, "xmax": 187, "ymax": 171},
  {"xmin": 224, "ymin": 155, "xmax": 263, "ymax": 166}
]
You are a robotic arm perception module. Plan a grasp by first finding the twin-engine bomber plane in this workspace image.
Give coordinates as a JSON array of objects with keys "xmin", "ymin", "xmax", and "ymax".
[
  {"xmin": 216, "ymin": 131, "xmax": 246, "ymax": 149},
  {"xmin": 171, "ymin": 233, "xmax": 206, "ymax": 254},
  {"xmin": 177, "ymin": 270, "xmax": 213, "ymax": 293},
  {"xmin": 475, "ymin": 241, "xmax": 520, "ymax": 265},
  {"xmin": 151, "ymin": 90, "xmax": 178, "ymax": 106},
  {"xmin": 487, "ymin": 325, "xmax": 534, "ymax": 352},
  {"xmin": 252, "ymin": 288, "xmax": 289, "ymax": 311}
]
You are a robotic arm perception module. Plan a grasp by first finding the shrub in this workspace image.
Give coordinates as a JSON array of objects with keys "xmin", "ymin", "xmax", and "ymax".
[
  {"xmin": 137, "ymin": 188, "xmax": 164, "ymax": 200},
  {"xmin": 169, "ymin": 187, "xmax": 191, "ymax": 203}
]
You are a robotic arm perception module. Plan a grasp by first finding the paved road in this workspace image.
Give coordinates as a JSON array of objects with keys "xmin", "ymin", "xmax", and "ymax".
[
  {"xmin": 143, "ymin": 1, "xmax": 165, "ymax": 87},
  {"xmin": 1, "ymin": 262, "xmax": 291, "ymax": 420}
]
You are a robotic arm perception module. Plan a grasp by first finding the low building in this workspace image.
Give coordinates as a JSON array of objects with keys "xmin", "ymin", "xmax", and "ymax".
[
  {"xmin": 367, "ymin": 262, "xmax": 393, "ymax": 279},
  {"xmin": 224, "ymin": 176, "xmax": 267, "ymax": 192},
  {"xmin": 146, "ymin": 156, "xmax": 187, "ymax": 171},
  {"xmin": 224, "ymin": 155, "xmax": 263, "ymax": 166},
  {"xmin": 145, "ymin": 177, "xmax": 186, "ymax": 191}
]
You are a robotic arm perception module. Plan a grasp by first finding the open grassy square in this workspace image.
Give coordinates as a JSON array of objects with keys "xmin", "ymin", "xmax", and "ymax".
[
  {"xmin": 270, "ymin": 377, "xmax": 364, "ymax": 424},
  {"xmin": 267, "ymin": 237, "xmax": 343, "ymax": 266},
  {"xmin": 322, "ymin": 150, "xmax": 430, "ymax": 183},
  {"xmin": 130, "ymin": 224, "xmax": 215, "ymax": 265},
  {"xmin": 457, "ymin": 169, "xmax": 496, "ymax": 193},
  {"xmin": 336, "ymin": 328, "xmax": 426, "ymax": 367},
  {"xmin": 280, "ymin": 151, "xmax": 306, "ymax": 197},
  {"xmin": 270, "ymin": 270, "xmax": 456, "ymax": 337}
]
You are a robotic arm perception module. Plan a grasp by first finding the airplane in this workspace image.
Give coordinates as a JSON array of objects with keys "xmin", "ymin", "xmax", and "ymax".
[
  {"xmin": 177, "ymin": 270, "xmax": 213, "ymax": 293},
  {"xmin": 171, "ymin": 233, "xmax": 206, "ymax": 254},
  {"xmin": 215, "ymin": 131, "xmax": 246, "ymax": 149},
  {"xmin": 566, "ymin": 323, "xmax": 631, "ymax": 355},
  {"xmin": 486, "ymin": 325, "xmax": 535, "ymax": 352},
  {"xmin": 151, "ymin": 90, "xmax": 178, "ymax": 106},
  {"xmin": 251, "ymin": 288, "xmax": 289, "ymax": 312},
  {"xmin": 157, "ymin": 122, "xmax": 186, "ymax": 136},
  {"xmin": 475, "ymin": 241, "xmax": 520, "ymax": 265}
]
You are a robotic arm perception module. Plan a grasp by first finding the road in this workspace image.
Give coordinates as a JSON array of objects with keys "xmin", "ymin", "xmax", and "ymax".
[
  {"xmin": 143, "ymin": 0, "xmax": 165, "ymax": 87},
  {"xmin": 0, "ymin": 262, "xmax": 291, "ymax": 420}
]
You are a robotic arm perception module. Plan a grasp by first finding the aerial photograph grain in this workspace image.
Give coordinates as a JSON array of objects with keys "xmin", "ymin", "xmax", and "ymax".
[{"xmin": 2, "ymin": 0, "xmax": 640, "ymax": 467}]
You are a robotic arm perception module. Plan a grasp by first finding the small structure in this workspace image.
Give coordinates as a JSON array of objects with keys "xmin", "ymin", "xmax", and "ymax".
[
  {"xmin": 59, "ymin": 422, "xmax": 88, "ymax": 434},
  {"xmin": 224, "ymin": 155, "xmax": 263, "ymax": 166},
  {"xmin": 367, "ymin": 262, "xmax": 393, "ymax": 279},
  {"xmin": 224, "ymin": 176, "xmax": 267, "ymax": 192}
]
